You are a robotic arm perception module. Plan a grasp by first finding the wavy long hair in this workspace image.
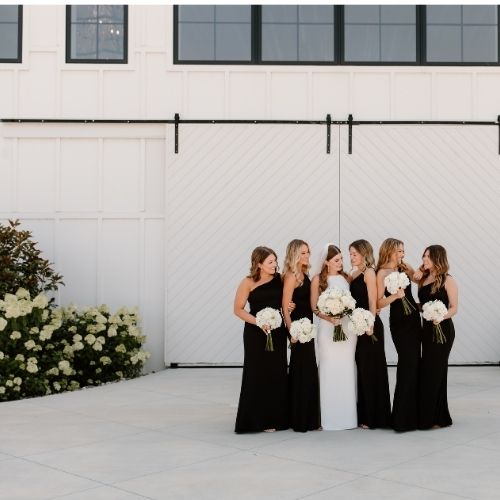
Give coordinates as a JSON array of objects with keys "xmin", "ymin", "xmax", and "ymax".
[
  {"xmin": 318, "ymin": 244, "xmax": 347, "ymax": 293},
  {"xmin": 376, "ymin": 238, "xmax": 409, "ymax": 273},
  {"xmin": 419, "ymin": 245, "xmax": 449, "ymax": 294},
  {"xmin": 349, "ymin": 239, "xmax": 375, "ymax": 271},
  {"xmin": 248, "ymin": 246, "xmax": 277, "ymax": 282},
  {"xmin": 282, "ymin": 239, "xmax": 310, "ymax": 283}
]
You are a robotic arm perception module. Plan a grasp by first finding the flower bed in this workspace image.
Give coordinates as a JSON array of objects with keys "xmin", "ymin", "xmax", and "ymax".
[{"xmin": 0, "ymin": 288, "xmax": 150, "ymax": 402}]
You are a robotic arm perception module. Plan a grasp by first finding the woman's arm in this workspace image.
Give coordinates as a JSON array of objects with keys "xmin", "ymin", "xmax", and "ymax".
[
  {"xmin": 443, "ymin": 275, "xmax": 458, "ymax": 320},
  {"xmin": 233, "ymin": 278, "xmax": 256, "ymax": 325},
  {"xmin": 282, "ymin": 272, "xmax": 296, "ymax": 331},
  {"xmin": 376, "ymin": 269, "xmax": 404, "ymax": 309}
]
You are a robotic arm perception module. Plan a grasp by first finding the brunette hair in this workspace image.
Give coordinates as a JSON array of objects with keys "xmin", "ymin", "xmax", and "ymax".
[
  {"xmin": 349, "ymin": 239, "xmax": 375, "ymax": 270},
  {"xmin": 282, "ymin": 239, "xmax": 310, "ymax": 283},
  {"xmin": 376, "ymin": 237, "xmax": 410, "ymax": 273},
  {"xmin": 248, "ymin": 246, "xmax": 277, "ymax": 282},
  {"xmin": 419, "ymin": 245, "xmax": 449, "ymax": 294},
  {"xmin": 318, "ymin": 244, "xmax": 347, "ymax": 293}
]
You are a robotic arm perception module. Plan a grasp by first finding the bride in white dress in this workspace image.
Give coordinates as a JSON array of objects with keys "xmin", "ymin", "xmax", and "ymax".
[{"xmin": 311, "ymin": 243, "xmax": 358, "ymax": 430}]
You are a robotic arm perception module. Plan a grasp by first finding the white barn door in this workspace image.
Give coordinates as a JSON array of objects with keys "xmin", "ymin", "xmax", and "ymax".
[
  {"xmin": 338, "ymin": 125, "xmax": 500, "ymax": 364},
  {"xmin": 165, "ymin": 124, "xmax": 340, "ymax": 365}
]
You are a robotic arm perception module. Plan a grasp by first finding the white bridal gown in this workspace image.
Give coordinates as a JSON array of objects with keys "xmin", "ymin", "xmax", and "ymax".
[{"xmin": 317, "ymin": 274, "xmax": 358, "ymax": 430}]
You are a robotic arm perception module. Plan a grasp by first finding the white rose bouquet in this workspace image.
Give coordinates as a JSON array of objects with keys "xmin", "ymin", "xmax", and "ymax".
[
  {"xmin": 347, "ymin": 308, "xmax": 377, "ymax": 342},
  {"xmin": 384, "ymin": 271, "xmax": 416, "ymax": 315},
  {"xmin": 255, "ymin": 307, "xmax": 283, "ymax": 351},
  {"xmin": 289, "ymin": 317, "xmax": 317, "ymax": 345},
  {"xmin": 422, "ymin": 300, "xmax": 448, "ymax": 344},
  {"xmin": 317, "ymin": 287, "xmax": 356, "ymax": 341}
]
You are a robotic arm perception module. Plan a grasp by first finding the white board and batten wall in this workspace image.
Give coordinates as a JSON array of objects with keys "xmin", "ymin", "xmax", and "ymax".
[{"xmin": 1, "ymin": 5, "xmax": 500, "ymax": 368}]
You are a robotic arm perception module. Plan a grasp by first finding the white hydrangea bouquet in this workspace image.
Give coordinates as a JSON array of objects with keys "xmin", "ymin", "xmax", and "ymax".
[
  {"xmin": 317, "ymin": 287, "xmax": 356, "ymax": 341},
  {"xmin": 289, "ymin": 317, "xmax": 317, "ymax": 345},
  {"xmin": 347, "ymin": 308, "xmax": 377, "ymax": 342},
  {"xmin": 255, "ymin": 307, "xmax": 282, "ymax": 351},
  {"xmin": 422, "ymin": 300, "xmax": 448, "ymax": 344},
  {"xmin": 384, "ymin": 271, "xmax": 416, "ymax": 315}
]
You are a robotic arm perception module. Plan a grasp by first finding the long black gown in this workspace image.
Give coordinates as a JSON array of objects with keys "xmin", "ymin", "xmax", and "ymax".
[
  {"xmin": 418, "ymin": 281, "xmax": 454, "ymax": 429},
  {"xmin": 288, "ymin": 275, "xmax": 321, "ymax": 432},
  {"xmin": 235, "ymin": 273, "xmax": 288, "ymax": 433},
  {"xmin": 387, "ymin": 279, "xmax": 422, "ymax": 432},
  {"xmin": 351, "ymin": 273, "xmax": 391, "ymax": 429}
]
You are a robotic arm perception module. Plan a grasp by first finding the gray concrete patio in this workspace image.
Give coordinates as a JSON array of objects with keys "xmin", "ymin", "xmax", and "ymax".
[{"xmin": 0, "ymin": 366, "xmax": 499, "ymax": 500}]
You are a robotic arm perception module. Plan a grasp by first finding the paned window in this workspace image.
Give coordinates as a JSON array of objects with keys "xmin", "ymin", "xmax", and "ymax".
[
  {"xmin": 66, "ymin": 5, "xmax": 127, "ymax": 63},
  {"xmin": 0, "ymin": 5, "xmax": 22, "ymax": 63}
]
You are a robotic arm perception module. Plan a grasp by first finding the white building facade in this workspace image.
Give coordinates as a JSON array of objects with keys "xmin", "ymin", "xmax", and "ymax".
[{"xmin": 1, "ymin": 5, "xmax": 500, "ymax": 369}]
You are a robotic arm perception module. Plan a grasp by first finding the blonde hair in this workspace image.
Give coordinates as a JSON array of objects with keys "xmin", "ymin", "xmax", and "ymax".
[
  {"xmin": 318, "ymin": 244, "xmax": 347, "ymax": 293},
  {"xmin": 376, "ymin": 238, "xmax": 409, "ymax": 273},
  {"xmin": 282, "ymin": 239, "xmax": 310, "ymax": 283},
  {"xmin": 419, "ymin": 245, "xmax": 449, "ymax": 294},
  {"xmin": 247, "ymin": 246, "xmax": 277, "ymax": 282},
  {"xmin": 349, "ymin": 239, "xmax": 375, "ymax": 270}
]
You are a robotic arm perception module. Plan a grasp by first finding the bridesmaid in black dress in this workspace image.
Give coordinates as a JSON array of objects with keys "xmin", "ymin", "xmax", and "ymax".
[
  {"xmin": 234, "ymin": 246, "xmax": 288, "ymax": 433},
  {"xmin": 376, "ymin": 238, "xmax": 422, "ymax": 432},
  {"xmin": 349, "ymin": 240, "xmax": 391, "ymax": 429},
  {"xmin": 282, "ymin": 239, "xmax": 320, "ymax": 432},
  {"xmin": 418, "ymin": 245, "xmax": 458, "ymax": 429}
]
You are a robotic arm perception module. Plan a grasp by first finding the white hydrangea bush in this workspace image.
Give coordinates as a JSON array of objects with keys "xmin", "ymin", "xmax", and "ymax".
[{"xmin": 0, "ymin": 289, "xmax": 150, "ymax": 402}]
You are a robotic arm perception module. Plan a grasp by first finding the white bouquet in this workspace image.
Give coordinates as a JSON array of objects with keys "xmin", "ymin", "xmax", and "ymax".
[
  {"xmin": 347, "ymin": 308, "xmax": 377, "ymax": 342},
  {"xmin": 384, "ymin": 271, "xmax": 416, "ymax": 315},
  {"xmin": 422, "ymin": 300, "xmax": 448, "ymax": 344},
  {"xmin": 255, "ymin": 307, "xmax": 283, "ymax": 351},
  {"xmin": 317, "ymin": 287, "xmax": 356, "ymax": 341},
  {"xmin": 289, "ymin": 317, "xmax": 317, "ymax": 344}
]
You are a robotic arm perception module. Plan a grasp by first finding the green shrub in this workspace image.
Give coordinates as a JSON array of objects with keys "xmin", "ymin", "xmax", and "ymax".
[{"xmin": 0, "ymin": 220, "xmax": 64, "ymax": 299}]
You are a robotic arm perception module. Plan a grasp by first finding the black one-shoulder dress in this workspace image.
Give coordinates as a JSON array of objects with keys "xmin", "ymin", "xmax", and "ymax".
[
  {"xmin": 235, "ymin": 274, "xmax": 288, "ymax": 433},
  {"xmin": 351, "ymin": 273, "xmax": 391, "ymax": 429}
]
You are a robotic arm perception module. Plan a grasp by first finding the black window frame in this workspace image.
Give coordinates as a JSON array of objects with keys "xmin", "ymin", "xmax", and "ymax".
[
  {"xmin": 174, "ymin": 5, "xmax": 500, "ymax": 67},
  {"xmin": 66, "ymin": 5, "xmax": 128, "ymax": 64},
  {"xmin": 0, "ymin": 5, "xmax": 23, "ymax": 63}
]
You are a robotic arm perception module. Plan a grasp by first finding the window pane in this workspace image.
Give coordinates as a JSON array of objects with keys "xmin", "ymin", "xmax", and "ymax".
[
  {"xmin": 98, "ymin": 5, "xmax": 124, "ymax": 23},
  {"xmin": 0, "ymin": 24, "xmax": 18, "ymax": 59},
  {"xmin": 261, "ymin": 5, "xmax": 335, "ymax": 62},
  {"xmin": 381, "ymin": 25, "xmax": 416, "ymax": 62},
  {"xmin": 98, "ymin": 23, "xmax": 124, "ymax": 59},
  {"xmin": 262, "ymin": 24, "xmax": 297, "ymax": 61},
  {"xmin": 299, "ymin": 24, "xmax": 334, "ymax": 61},
  {"xmin": 463, "ymin": 6, "xmax": 497, "ymax": 25},
  {"xmin": 71, "ymin": 5, "xmax": 98, "ymax": 23},
  {"xmin": 215, "ymin": 5, "xmax": 250, "ymax": 23},
  {"xmin": 178, "ymin": 23, "xmax": 214, "ymax": 60},
  {"xmin": 71, "ymin": 24, "xmax": 97, "ymax": 59},
  {"xmin": 426, "ymin": 6, "xmax": 461, "ymax": 25},
  {"xmin": 426, "ymin": 25, "xmax": 462, "ymax": 62},
  {"xmin": 262, "ymin": 6, "xmax": 297, "ymax": 23},
  {"xmin": 0, "ymin": 6, "xmax": 19, "ymax": 61},
  {"xmin": 345, "ymin": 6, "xmax": 380, "ymax": 24},
  {"xmin": 216, "ymin": 23, "xmax": 251, "ymax": 60},
  {"xmin": 345, "ymin": 25, "xmax": 380, "ymax": 62},
  {"xmin": 178, "ymin": 6, "xmax": 214, "ymax": 23},
  {"xmin": 0, "ymin": 5, "xmax": 19, "ymax": 22},
  {"xmin": 298, "ymin": 5, "xmax": 334, "ymax": 24},
  {"xmin": 463, "ymin": 26, "xmax": 497, "ymax": 62},
  {"xmin": 381, "ymin": 5, "xmax": 415, "ymax": 24}
]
